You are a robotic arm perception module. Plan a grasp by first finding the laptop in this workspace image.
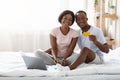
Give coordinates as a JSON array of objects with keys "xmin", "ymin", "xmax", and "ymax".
[{"xmin": 22, "ymin": 55, "xmax": 47, "ymax": 70}]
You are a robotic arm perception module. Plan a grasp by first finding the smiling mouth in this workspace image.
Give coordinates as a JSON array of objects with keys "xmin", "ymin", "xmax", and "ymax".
[
  {"xmin": 79, "ymin": 23, "xmax": 85, "ymax": 26},
  {"xmin": 64, "ymin": 22, "xmax": 70, "ymax": 26}
]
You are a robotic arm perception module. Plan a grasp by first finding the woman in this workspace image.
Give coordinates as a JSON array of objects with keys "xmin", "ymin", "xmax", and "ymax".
[{"xmin": 35, "ymin": 10, "xmax": 79, "ymax": 67}]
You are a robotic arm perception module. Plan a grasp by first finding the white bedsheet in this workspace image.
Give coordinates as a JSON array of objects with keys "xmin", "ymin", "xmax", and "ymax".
[{"xmin": 0, "ymin": 48, "xmax": 120, "ymax": 77}]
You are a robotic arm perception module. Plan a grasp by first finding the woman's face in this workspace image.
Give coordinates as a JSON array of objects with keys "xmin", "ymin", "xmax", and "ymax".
[
  {"xmin": 61, "ymin": 14, "xmax": 73, "ymax": 27},
  {"xmin": 76, "ymin": 13, "xmax": 88, "ymax": 28}
]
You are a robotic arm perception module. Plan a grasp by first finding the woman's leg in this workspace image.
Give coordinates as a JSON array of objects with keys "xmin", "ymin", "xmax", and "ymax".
[
  {"xmin": 69, "ymin": 47, "xmax": 95, "ymax": 70},
  {"xmin": 35, "ymin": 49, "xmax": 54, "ymax": 65}
]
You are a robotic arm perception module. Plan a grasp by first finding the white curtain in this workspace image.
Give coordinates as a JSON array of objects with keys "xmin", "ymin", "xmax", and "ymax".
[{"xmin": 0, "ymin": 0, "xmax": 88, "ymax": 52}]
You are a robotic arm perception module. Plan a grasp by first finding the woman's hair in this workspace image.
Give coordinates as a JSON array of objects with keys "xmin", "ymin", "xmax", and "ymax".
[{"xmin": 58, "ymin": 10, "xmax": 75, "ymax": 25}]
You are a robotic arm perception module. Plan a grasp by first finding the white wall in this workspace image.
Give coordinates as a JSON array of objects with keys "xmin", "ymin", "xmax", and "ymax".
[
  {"xmin": 0, "ymin": 0, "xmax": 86, "ymax": 52},
  {"xmin": 116, "ymin": 0, "xmax": 120, "ymax": 47},
  {"xmin": 0, "ymin": 0, "xmax": 62, "ymax": 52},
  {"xmin": 1, "ymin": 0, "xmax": 119, "ymax": 52}
]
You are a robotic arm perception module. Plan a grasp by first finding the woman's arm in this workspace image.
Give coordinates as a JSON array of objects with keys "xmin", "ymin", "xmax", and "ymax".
[
  {"xmin": 50, "ymin": 34, "xmax": 58, "ymax": 63},
  {"xmin": 61, "ymin": 37, "xmax": 78, "ymax": 66},
  {"xmin": 63, "ymin": 37, "xmax": 78, "ymax": 59}
]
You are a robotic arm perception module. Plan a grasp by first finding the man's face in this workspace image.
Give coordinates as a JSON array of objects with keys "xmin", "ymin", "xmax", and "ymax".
[{"xmin": 76, "ymin": 13, "xmax": 88, "ymax": 28}]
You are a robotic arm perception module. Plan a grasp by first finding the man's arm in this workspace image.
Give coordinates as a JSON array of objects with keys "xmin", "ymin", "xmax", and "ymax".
[
  {"xmin": 89, "ymin": 35, "xmax": 109, "ymax": 53},
  {"xmin": 94, "ymin": 41, "xmax": 109, "ymax": 53}
]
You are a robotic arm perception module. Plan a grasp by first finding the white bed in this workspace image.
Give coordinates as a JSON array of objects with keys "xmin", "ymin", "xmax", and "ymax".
[{"xmin": 0, "ymin": 48, "xmax": 120, "ymax": 80}]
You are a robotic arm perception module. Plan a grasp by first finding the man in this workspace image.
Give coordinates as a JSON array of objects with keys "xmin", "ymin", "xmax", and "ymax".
[{"xmin": 68, "ymin": 10, "xmax": 109, "ymax": 70}]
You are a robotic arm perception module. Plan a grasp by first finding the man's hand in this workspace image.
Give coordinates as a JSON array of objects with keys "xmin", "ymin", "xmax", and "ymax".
[{"xmin": 89, "ymin": 35, "xmax": 97, "ymax": 43}]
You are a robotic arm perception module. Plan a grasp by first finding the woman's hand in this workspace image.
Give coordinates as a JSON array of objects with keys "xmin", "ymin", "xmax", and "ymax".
[
  {"xmin": 61, "ymin": 59, "xmax": 67, "ymax": 66},
  {"xmin": 54, "ymin": 58, "xmax": 67, "ymax": 66},
  {"xmin": 54, "ymin": 59, "xmax": 59, "ymax": 64}
]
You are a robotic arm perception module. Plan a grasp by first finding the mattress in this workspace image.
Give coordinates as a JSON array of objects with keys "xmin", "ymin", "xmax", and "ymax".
[
  {"xmin": 0, "ymin": 47, "xmax": 120, "ymax": 79},
  {"xmin": 0, "ymin": 75, "xmax": 120, "ymax": 80}
]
